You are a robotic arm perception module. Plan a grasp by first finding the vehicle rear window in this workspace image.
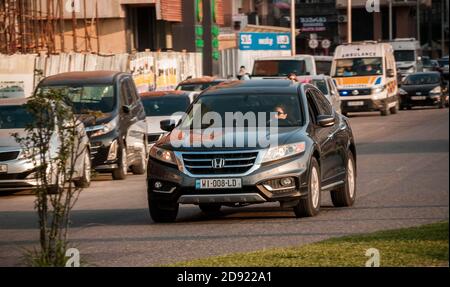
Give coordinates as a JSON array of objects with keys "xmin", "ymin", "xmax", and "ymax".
[
  {"xmin": 142, "ymin": 96, "xmax": 190, "ymax": 116},
  {"xmin": 394, "ymin": 50, "xmax": 415, "ymax": 62},
  {"xmin": 315, "ymin": 61, "xmax": 332, "ymax": 75},
  {"xmin": 0, "ymin": 105, "xmax": 36, "ymax": 129},
  {"xmin": 253, "ymin": 60, "xmax": 307, "ymax": 77},
  {"xmin": 177, "ymin": 82, "xmax": 221, "ymax": 92},
  {"xmin": 404, "ymin": 74, "xmax": 441, "ymax": 85}
]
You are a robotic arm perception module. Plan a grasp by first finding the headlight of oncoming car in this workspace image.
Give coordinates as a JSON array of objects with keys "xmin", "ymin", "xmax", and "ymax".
[
  {"xmin": 86, "ymin": 116, "xmax": 119, "ymax": 137},
  {"xmin": 149, "ymin": 146, "xmax": 177, "ymax": 165},
  {"xmin": 262, "ymin": 142, "xmax": 306, "ymax": 163},
  {"xmin": 372, "ymin": 85, "xmax": 386, "ymax": 94},
  {"xmin": 399, "ymin": 88, "xmax": 408, "ymax": 95},
  {"xmin": 430, "ymin": 86, "xmax": 441, "ymax": 95}
]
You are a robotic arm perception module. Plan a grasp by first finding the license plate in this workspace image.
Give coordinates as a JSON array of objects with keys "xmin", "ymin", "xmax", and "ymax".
[
  {"xmin": 412, "ymin": 96, "xmax": 426, "ymax": 100},
  {"xmin": 0, "ymin": 165, "xmax": 7, "ymax": 173},
  {"xmin": 196, "ymin": 178, "xmax": 242, "ymax": 190},
  {"xmin": 416, "ymin": 92, "xmax": 422, "ymax": 96},
  {"xmin": 348, "ymin": 101, "xmax": 364, "ymax": 107}
]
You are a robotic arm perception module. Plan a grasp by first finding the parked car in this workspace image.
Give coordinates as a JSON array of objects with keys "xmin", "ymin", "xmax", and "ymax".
[
  {"xmin": 297, "ymin": 75, "xmax": 342, "ymax": 113},
  {"xmin": 140, "ymin": 91, "xmax": 195, "ymax": 146},
  {"xmin": 147, "ymin": 80, "xmax": 357, "ymax": 222},
  {"xmin": 252, "ymin": 55, "xmax": 317, "ymax": 79},
  {"xmin": 314, "ymin": 56, "xmax": 333, "ymax": 76},
  {"xmin": 0, "ymin": 98, "xmax": 91, "ymax": 192},
  {"xmin": 37, "ymin": 71, "xmax": 148, "ymax": 180},
  {"xmin": 399, "ymin": 72, "xmax": 448, "ymax": 109},
  {"xmin": 176, "ymin": 77, "xmax": 226, "ymax": 92},
  {"xmin": 422, "ymin": 57, "xmax": 440, "ymax": 72},
  {"xmin": 438, "ymin": 56, "xmax": 449, "ymax": 80}
]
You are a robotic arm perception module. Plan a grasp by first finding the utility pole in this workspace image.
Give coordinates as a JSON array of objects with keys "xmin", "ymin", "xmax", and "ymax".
[
  {"xmin": 291, "ymin": 0, "xmax": 296, "ymax": 55},
  {"xmin": 389, "ymin": 0, "xmax": 393, "ymax": 41},
  {"xmin": 417, "ymin": 0, "xmax": 421, "ymax": 44},
  {"xmin": 442, "ymin": 0, "xmax": 446, "ymax": 56},
  {"xmin": 347, "ymin": 0, "xmax": 352, "ymax": 43}
]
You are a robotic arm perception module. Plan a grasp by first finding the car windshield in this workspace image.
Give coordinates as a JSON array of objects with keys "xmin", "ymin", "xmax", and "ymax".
[
  {"xmin": 37, "ymin": 85, "xmax": 115, "ymax": 114},
  {"xmin": 315, "ymin": 61, "xmax": 332, "ymax": 75},
  {"xmin": 394, "ymin": 50, "xmax": 415, "ymax": 62},
  {"xmin": 438, "ymin": 59, "xmax": 449, "ymax": 67},
  {"xmin": 0, "ymin": 105, "xmax": 36, "ymax": 129},
  {"xmin": 422, "ymin": 57, "xmax": 433, "ymax": 66},
  {"xmin": 177, "ymin": 82, "xmax": 220, "ymax": 92},
  {"xmin": 311, "ymin": 80, "xmax": 329, "ymax": 95},
  {"xmin": 179, "ymin": 93, "xmax": 303, "ymax": 129},
  {"xmin": 404, "ymin": 74, "xmax": 441, "ymax": 85},
  {"xmin": 142, "ymin": 96, "xmax": 190, "ymax": 117},
  {"xmin": 253, "ymin": 60, "xmax": 307, "ymax": 77},
  {"xmin": 334, "ymin": 58, "xmax": 383, "ymax": 77}
]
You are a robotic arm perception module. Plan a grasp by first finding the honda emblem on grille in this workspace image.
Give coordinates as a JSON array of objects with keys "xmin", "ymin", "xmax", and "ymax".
[{"xmin": 212, "ymin": 158, "xmax": 226, "ymax": 169}]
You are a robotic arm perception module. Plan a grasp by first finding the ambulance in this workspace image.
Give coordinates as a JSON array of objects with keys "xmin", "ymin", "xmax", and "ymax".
[{"xmin": 332, "ymin": 41, "xmax": 399, "ymax": 116}]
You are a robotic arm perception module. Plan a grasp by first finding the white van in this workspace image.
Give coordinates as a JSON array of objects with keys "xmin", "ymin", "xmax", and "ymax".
[
  {"xmin": 389, "ymin": 38, "xmax": 423, "ymax": 76},
  {"xmin": 252, "ymin": 55, "xmax": 317, "ymax": 79},
  {"xmin": 332, "ymin": 41, "xmax": 399, "ymax": 116}
]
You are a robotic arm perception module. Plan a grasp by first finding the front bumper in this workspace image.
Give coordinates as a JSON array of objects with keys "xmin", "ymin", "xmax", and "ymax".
[
  {"xmin": 400, "ymin": 94, "xmax": 443, "ymax": 107},
  {"xmin": 0, "ymin": 159, "xmax": 39, "ymax": 191},
  {"xmin": 147, "ymin": 154, "xmax": 310, "ymax": 205}
]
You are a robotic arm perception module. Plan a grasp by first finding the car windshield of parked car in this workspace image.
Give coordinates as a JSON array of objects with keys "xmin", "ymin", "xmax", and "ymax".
[
  {"xmin": 334, "ymin": 58, "xmax": 383, "ymax": 77},
  {"xmin": 0, "ymin": 105, "xmax": 36, "ymax": 129},
  {"xmin": 315, "ymin": 61, "xmax": 332, "ymax": 75},
  {"xmin": 142, "ymin": 96, "xmax": 190, "ymax": 117},
  {"xmin": 179, "ymin": 93, "xmax": 303, "ymax": 129},
  {"xmin": 253, "ymin": 60, "xmax": 307, "ymax": 77},
  {"xmin": 404, "ymin": 74, "xmax": 441, "ymax": 85},
  {"xmin": 311, "ymin": 80, "xmax": 329, "ymax": 95},
  {"xmin": 177, "ymin": 82, "xmax": 220, "ymax": 92},
  {"xmin": 38, "ymin": 85, "xmax": 115, "ymax": 114},
  {"xmin": 394, "ymin": 50, "xmax": 415, "ymax": 62}
]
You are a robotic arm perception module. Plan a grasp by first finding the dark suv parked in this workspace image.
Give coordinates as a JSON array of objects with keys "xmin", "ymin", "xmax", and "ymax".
[
  {"xmin": 37, "ymin": 71, "xmax": 148, "ymax": 180},
  {"xmin": 147, "ymin": 80, "xmax": 357, "ymax": 222}
]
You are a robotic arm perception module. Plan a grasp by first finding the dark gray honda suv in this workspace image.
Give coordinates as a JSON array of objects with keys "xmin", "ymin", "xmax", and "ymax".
[{"xmin": 147, "ymin": 80, "xmax": 357, "ymax": 222}]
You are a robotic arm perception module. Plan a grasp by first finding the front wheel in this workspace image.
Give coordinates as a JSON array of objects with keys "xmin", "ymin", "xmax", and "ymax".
[
  {"xmin": 390, "ymin": 100, "xmax": 399, "ymax": 114},
  {"xmin": 112, "ymin": 146, "xmax": 127, "ymax": 180},
  {"xmin": 148, "ymin": 195, "xmax": 179, "ymax": 223},
  {"xmin": 331, "ymin": 151, "xmax": 356, "ymax": 207},
  {"xmin": 294, "ymin": 157, "xmax": 321, "ymax": 218},
  {"xmin": 74, "ymin": 150, "xmax": 92, "ymax": 188},
  {"xmin": 380, "ymin": 102, "xmax": 390, "ymax": 116}
]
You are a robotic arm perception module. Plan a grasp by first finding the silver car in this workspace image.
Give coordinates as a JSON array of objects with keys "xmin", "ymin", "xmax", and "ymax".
[
  {"xmin": 297, "ymin": 75, "xmax": 342, "ymax": 114},
  {"xmin": 0, "ymin": 98, "xmax": 91, "ymax": 192}
]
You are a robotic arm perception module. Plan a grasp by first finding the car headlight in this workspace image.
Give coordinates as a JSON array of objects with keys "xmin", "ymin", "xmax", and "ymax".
[
  {"xmin": 262, "ymin": 142, "xmax": 306, "ymax": 163},
  {"xmin": 399, "ymin": 88, "xmax": 408, "ymax": 95},
  {"xmin": 372, "ymin": 85, "xmax": 386, "ymax": 94},
  {"xmin": 86, "ymin": 117, "xmax": 119, "ymax": 137},
  {"xmin": 430, "ymin": 86, "xmax": 441, "ymax": 95},
  {"xmin": 149, "ymin": 146, "xmax": 177, "ymax": 165}
]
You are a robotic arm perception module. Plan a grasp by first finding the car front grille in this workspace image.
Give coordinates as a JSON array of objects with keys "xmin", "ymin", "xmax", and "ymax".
[
  {"xmin": 340, "ymin": 89, "xmax": 372, "ymax": 96},
  {"xmin": 182, "ymin": 151, "xmax": 259, "ymax": 175},
  {"xmin": 0, "ymin": 151, "xmax": 20, "ymax": 162}
]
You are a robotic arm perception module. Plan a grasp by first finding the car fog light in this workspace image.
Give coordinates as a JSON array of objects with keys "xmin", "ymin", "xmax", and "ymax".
[
  {"xmin": 154, "ymin": 181, "xmax": 163, "ymax": 189},
  {"xmin": 280, "ymin": 178, "xmax": 294, "ymax": 187}
]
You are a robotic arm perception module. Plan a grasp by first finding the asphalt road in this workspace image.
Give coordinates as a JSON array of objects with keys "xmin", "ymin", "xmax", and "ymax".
[{"xmin": 0, "ymin": 108, "xmax": 448, "ymax": 267}]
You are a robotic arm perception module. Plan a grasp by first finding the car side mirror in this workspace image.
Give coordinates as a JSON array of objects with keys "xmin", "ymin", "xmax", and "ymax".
[
  {"xmin": 160, "ymin": 119, "xmax": 176, "ymax": 132},
  {"xmin": 317, "ymin": 115, "xmax": 335, "ymax": 127},
  {"xmin": 122, "ymin": 105, "xmax": 131, "ymax": 114},
  {"xmin": 387, "ymin": 69, "xmax": 395, "ymax": 78}
]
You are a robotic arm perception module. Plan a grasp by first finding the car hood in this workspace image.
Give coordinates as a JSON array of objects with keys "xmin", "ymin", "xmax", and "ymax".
[
  {"xmin": 78, "ymin": 112, "xmax": 115, "ymax": 127},
  {"xmin": 401, "ymin": 84, "xmax": 439, "ymax": 93},
  {"xmin": 0, "ymin": 129, "xmax": 26, "ymax": 149},
  {"xmin": 158, "ymin": 126, "xmax": 307, "ymax": 151},
  {"xmin": 146, "ymin": 115, "xmax": 183, "ymax": 135}
]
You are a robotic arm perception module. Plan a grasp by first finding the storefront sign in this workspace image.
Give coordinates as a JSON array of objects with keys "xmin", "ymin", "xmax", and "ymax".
[{"xmin": 239, "ymin": 33, "xmax": 291, "ymax": 51}]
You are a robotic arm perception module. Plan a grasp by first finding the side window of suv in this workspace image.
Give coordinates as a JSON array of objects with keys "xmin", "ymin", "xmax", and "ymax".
[
  {"xmin": 313, "ymin": 88, "xmax": 333, "ymax": 115},
  {"xmin": 126, "ymin": 78, "xmax": 139, "ymax": 104},
  {"xmin": 120, "ymin": 80, "xmax": 130, "ymax": 106}
]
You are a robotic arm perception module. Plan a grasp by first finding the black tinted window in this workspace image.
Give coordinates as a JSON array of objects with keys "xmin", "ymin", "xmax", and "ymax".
[
  {"xmin": 311, "ymin": 88, "xmax": 333, "ymax": 115},
  {"xmin": 253, "ymin": 60, "xmax": 307, "ymax": 77},
  {"xmin": 0, "ymin": 105, "xmax": 36, "ymax": 129},
  {"xmin": 405, "ymin": 74, "xmax": 441, "ymax": 85},
  {"xmin": 142, "ymin": 96, "xmax": 190, "ymax": 116}
]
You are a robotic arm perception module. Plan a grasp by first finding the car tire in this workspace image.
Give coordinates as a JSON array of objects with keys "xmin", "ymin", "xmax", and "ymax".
[
  {"xmin": 331, "ymin": 151, "xmax": 356, "ymax": 207},
  {"xmin": 438, "ymin": 96, "xmax": 445, "ymax": 109},
  {"xmin": 74, "ymin": 150, "xmax": 92, "ymax": 188},
  {"xmin": 380, "ymin": 102, "xmax": 390, "ymax": 116},
  {"xmin": 148, "ymin": 195, "xmax": 179, "ymax": 223},
  {"xmin": 390, "ymin": 100, "xmax": 399, "ymax": 114},
  {"xmin": 132, "ymin": 145, "xmax": 147, "ymax": 175},
  {"xmin": 199, "ymin": 204, "xmax": 222, "ymax": 215},
  {"xmin": 294, "ymin": 157, "xmax": 321, "ymax": 218},
  {"xmin": 112, "ymin": 146, "xmax": 127, "ymax": 180}
]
